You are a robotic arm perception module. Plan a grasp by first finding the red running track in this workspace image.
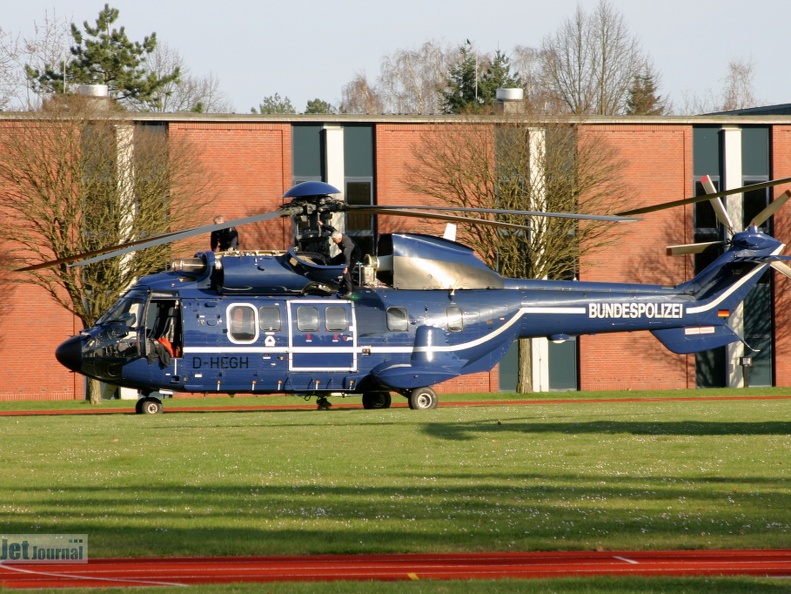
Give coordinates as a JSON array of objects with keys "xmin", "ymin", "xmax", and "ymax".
[{"xmin": 1, "ymin": 550, "xmax": 791, "ymax": 588}]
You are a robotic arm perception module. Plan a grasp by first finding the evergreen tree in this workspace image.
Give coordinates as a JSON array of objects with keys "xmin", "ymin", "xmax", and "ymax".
[
  {"xmin": 443, "ymin": 44, "xmax": 523, "ymax": 114},
  {"xmin": 304, "ymin": 98, "xmax": 336, "ymax": 114},
  {"xmin": 478, "ymin": 50, "xmax": 523, "ymax": 105},
  {"xmin": 626, "ymin": 72, "xmax": 666, "ymax": 115},
  {"xmin": 251, "ymin": 93, "xmax": 296, "ymax": 114},
  {"xmin": 442, "ymin": 43, "xmax": 481, "ymax": 114},
  {"xmin": 25, "ymin": 4, "xmax": 179, "ymax": 110}
]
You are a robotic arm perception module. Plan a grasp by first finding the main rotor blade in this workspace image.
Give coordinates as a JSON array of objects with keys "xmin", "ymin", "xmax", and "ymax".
[
  {"xmin": 369, "ymin": 209, "xmax": 534, "ymax": 231},
  {"xmin": 751, "ymin": 189, "xmax": 791, "ymax": 228},
  {"xmin": 17, "ymin": 210, "xmax": 286, "ymax": 272},
  {"xmin": 347, "ymin": 204, "xmax": 637, "ymax": 223},
  {"xmin": 617, "ymin": 176, "xmax": 791, "ymax": 217}
]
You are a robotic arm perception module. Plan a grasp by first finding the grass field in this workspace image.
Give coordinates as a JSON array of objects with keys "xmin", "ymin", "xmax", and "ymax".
[{"xmin": 1, "ymin": 388, "xmax": 790, "ymax": 592}]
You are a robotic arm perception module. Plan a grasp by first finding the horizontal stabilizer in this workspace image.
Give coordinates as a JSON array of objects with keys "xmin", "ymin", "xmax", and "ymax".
[{"xmin": 651, "ymin": 325, "xmax": 741, "ymax": 354}]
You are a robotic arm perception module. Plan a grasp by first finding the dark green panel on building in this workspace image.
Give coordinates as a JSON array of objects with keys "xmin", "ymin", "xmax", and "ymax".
[
  {"xmin": 741, "ymin": 127, "xmax": 769, "ymax": 176},
  {"xmin": 693, "ymin": 127, "xmax": 721, "ymax": 177},
  {"xmin": 344, "ymin": 126, "xmax": 374, "ymax": 178},
  {"xmin": 293, "ymin": 125, "xmax": 323, "ymax": 178},
  {"xmin": 548, "ymin": 339, "xmax": 577, "ymax": 390}
]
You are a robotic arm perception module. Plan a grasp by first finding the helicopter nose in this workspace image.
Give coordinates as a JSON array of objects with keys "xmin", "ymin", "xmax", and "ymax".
[{"xmin": 55, "ymin": 335, "xmax": 84, "ymax": 372}]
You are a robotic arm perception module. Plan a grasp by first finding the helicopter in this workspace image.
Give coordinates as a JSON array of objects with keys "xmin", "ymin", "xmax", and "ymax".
[{"xmin": 44, "ymin": 177, "xmax": 791, "ymax": 413}]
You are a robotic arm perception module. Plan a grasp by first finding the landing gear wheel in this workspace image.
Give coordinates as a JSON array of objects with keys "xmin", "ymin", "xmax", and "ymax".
[
  {"xmin": 408, "ymin": 387, "xmax": 438, "ymax": 410},
  {"xmin": 136, "ymin": 397, "xmax": 163, "ymax": 415},
  {"xmin": 362, "ymin": 391, "xmax": 392, "ymax": 409},
  {"xmin": 316, "ymin": 397, "xmax": 332, "ymax": 410}
]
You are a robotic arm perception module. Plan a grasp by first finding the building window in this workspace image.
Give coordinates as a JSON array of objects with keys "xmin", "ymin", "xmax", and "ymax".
[{"xmin": 743, "ymin": 177, "xmax": 770, "ymax": 231}]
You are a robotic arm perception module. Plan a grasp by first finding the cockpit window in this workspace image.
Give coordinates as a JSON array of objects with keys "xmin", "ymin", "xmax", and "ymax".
[
  {"xmin": 84, "ymin": 295, "xmax": 145, "ymax": 360},
  {"xmin": 96, "ymin": 295, "xmax": 145, "ymax": 328}
]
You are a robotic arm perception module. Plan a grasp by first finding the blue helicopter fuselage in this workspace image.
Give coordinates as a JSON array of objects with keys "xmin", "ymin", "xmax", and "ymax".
[{"xmin": 55, "ymin": 230, "xmax": 781, "ymax": 410}]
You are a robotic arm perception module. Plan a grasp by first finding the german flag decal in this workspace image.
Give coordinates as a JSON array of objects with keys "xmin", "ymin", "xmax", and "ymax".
[{"xmin": 718, "ymin": 309, "xmax": 730, "ymax": 318}]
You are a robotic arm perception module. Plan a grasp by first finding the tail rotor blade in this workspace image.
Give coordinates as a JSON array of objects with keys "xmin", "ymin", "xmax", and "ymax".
[
  {"xmin": 701, "ymin": 175, "xmax": 736, "ymax": 233},
  {"xmin": 771, "ymin": 260, "xmax": 791, "ymax": 279},
  {"xmin": 666, "ymin": 241, "xmax": 725, "ymax": 256},
  {"xmin": 751, "ymin": 189, "xmax": 791, "ymax": 228}
]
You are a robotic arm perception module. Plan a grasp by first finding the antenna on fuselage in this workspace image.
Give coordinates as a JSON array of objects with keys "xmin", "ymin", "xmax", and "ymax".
[{"xmin": 443, "ymin": 223, "xmax": 457, "ymax": 242}]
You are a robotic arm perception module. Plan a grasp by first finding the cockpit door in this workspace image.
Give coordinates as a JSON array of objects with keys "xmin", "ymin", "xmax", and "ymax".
[
  {"xmin": 287, "ymin": 300, "xmax": 357, "ymax": 371},
  {"xmin": 145, "ymin": 298, "xmax": 183, "ymax": 359}
]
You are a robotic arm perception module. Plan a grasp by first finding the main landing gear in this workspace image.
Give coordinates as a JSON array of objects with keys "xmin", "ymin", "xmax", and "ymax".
[
  {"xmin": 406, "ymin": 386, "xmax": 438, "ymax": 410},
  {"xmin": 135, "ymin": 395, "xmax": 163, "ymax": 414},
  {"xmin": 357, "ymin": 388, "xmax": 439, "ymax": 410},
  {"xmin": 314, "ymin": 387, "xmax": 437, "ymax": 410},
  {"xmin": 361, "ymin": 391, "xmax": 392, "ymax": 409}
]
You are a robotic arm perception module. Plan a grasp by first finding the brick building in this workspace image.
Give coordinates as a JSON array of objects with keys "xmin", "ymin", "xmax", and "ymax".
[{"xmin": 2, "ymin": 110, "xmax": 790, "ymax": 401}]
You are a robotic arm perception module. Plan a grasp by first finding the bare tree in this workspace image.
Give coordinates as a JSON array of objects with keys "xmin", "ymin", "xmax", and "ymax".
[
  {"xmin": 0, "ymin": 28, "xmax": 20, "ymax": 110},
  {"xmin": 541, "ymin": 0, "xmax": 647, "ymax": 115},
  {"xmin": 144, "ymin": 43, "xmax": 232, "ymax": 113},
  {"xmin": 0, "ymin": 95, "xmax": 216, "ymax": 401},
  {"xmin": 377, "ymin": 41, "xmax": 451, "ymax": 115},
  {"xmin": 339, "ymin": 72, "xmax": 383, "ymax": 114},
  {"xmin": 406, "ymin": 116, "xmax": 631, "ymax": 391},
  {"xmin": 510, "ymin": 45, "xmax": 562, "ymax": 114},
  {"xmin": 0, "ymin": 10, "xmax": 72, "ymax": 111},
  {"xmin": 720, "ymin": 58, "xmax": 756, "ymax": 112},
  {"xmin": 675, "ymin": 57, "xmax": 756, "ymax": 115}
]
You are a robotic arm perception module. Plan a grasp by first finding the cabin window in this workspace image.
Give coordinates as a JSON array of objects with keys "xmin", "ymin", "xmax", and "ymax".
[
  {"xmin": 447, "ymin": 307, "xmax": 463, "ymax": 332},
  {"xmin": 259, "ymin": 306, "xmax": 282, "ymax": 331},
  {"xmin": 228, "ymin": 304, "xmax": 257, "ymax": 342},
  {"xmin": 325, "ymin": 306, "xmax": 348, "ymax": 331},
  {"xmin": 386, "ymin": 307, "xmax": 408, "ymax": 332},
  {"xmin": 296, "ymin": 306, "xmax": 320, "ymax": 332}
]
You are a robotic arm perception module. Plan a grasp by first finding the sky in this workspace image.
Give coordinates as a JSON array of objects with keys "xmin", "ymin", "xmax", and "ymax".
[{"xmin": 3, "ymin": 0, "xmax": 791, "ymax": 113}]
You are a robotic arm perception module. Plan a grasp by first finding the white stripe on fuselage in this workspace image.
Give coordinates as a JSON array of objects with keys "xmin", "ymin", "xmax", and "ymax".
[
  {"xmin": 182, "ymin": 252, "xmax": 776, "ymax": 360},
  {"xmin": 388, "ymin": 306, "xmax": 587, "ymax": 354},
  {"xmin": 182, "ymin": 306, "xmax": 586, "ymax": 357},
  {"xmin": 685, "ymin": 262, "xmax": 770, "ymax": 315}
]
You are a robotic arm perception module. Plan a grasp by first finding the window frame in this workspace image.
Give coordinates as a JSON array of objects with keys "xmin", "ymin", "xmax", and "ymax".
[{"xmin": 227, "ymin": 304, "xmax": 258, "ymax": 343}]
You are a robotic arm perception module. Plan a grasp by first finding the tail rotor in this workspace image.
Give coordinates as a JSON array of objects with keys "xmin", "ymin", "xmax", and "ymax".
[{"xmin": 663, "ymin": 176, "xmax": 791, "ymax": 280}]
